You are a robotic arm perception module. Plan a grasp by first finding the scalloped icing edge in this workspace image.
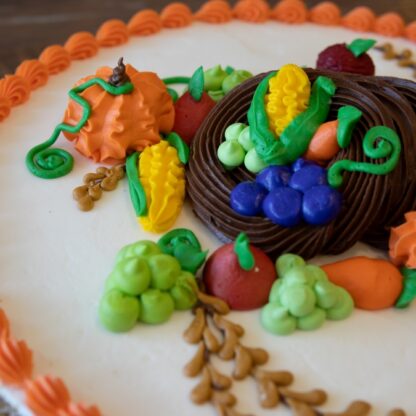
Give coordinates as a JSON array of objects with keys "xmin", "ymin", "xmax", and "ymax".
[
  {"xmin": 0, "ymin": 1, "xmax": 415, "ymax": 414},
  {"xmin": 0, "ymin": 0, "xmax": 415, "ymax": 123}
]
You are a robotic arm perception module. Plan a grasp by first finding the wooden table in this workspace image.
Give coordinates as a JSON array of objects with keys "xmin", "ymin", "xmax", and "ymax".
[{"xmin": 1, "ymin": 0, "xmax": 416, "ymax": 77}]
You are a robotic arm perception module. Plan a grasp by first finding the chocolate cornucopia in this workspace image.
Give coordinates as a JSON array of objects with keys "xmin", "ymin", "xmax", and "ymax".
[{"xmin": 187, "ymin": 69, "xmax": 416, "ymax": 259}]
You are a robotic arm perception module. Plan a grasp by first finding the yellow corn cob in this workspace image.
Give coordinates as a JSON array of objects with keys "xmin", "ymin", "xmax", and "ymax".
[
  {"xmin": 265, "ymin": 64, "xmax": 311, "ymax": 137},
  {"xmin": 138, "ymin": 141, "xmax": 185, "ymax": 233}
]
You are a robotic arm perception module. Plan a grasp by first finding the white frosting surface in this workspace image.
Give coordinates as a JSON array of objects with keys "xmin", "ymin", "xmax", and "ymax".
[{"xmin": 0, "ymin": 21, "xmax": 415, "ymax": 416}]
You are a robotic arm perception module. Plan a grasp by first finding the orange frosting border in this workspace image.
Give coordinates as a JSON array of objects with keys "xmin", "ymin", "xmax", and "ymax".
[
  {"xmin": 0, "ymin": 0, "xmax": 415, "ymax": 414},
  {"xmin": 0, "ymin": 308, "xmax": 101, "ymax": 415},
  {"xmin": 0, "ymin": 0, "xmax": 415, "ymax": 123}
]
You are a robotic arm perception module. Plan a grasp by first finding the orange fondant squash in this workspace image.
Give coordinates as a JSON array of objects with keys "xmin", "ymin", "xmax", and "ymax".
[{"xmin": 63, "ymin": 65, "xmax": 174, "ymax": 163}]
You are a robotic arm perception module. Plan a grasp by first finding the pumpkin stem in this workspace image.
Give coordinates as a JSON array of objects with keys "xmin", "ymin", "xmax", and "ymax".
[{"xmin": 109, "ymin": 57, "xmax": 130, "ymax": 87}]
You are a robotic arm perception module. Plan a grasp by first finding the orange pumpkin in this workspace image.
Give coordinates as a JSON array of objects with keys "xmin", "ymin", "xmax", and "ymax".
[{"xmin": 63, "ymin": 64, "xmax": 174, "ymax": 163}]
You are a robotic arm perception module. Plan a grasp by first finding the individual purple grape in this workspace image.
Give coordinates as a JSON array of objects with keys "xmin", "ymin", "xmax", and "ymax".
[
  {"xmin": 262, "ymin": 187, "xmax": 303, "ymax": 227},
  {"xmin": 289, "ymin": 165, "xmax": 328, "ymax": 193},
  {"xmin": 230, "ymin": 181, "xmax": 268, "ymax": 216},
  {"xmin": 302, "ymin": 185, "xmax": 342, "ymax": 225},
  {"xmin": 291, "ymin": 158, "xmax": 317, "ymax": 172},
  {"xmin": 256, "ymin": 166, "xmax": 291, "ymax": 191}
]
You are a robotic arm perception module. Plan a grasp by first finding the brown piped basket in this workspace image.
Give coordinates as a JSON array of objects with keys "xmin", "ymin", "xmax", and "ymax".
[{"xmin": 186, "ymin": 69, "xmax": 416, "ymax": 259}]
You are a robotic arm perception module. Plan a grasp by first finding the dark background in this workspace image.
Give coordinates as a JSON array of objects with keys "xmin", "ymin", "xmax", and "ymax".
[{"xmin": 1, "ymin": 0, "xmax": 416, "ymax": 77}]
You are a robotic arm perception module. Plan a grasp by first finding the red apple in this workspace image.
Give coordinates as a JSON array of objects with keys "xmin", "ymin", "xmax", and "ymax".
[
  {"xmin": 172, "ymin": 91, "xmax": 216, "ymax": 145},
  {"xmin": 203, "ymin": 233, "xmax": 276, "ymax": 311}
]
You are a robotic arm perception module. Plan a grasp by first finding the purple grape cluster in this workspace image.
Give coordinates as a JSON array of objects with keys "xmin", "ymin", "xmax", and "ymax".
[{"xmin": 230, "ymin": 159, "xmax": 342, "ymax": 227}]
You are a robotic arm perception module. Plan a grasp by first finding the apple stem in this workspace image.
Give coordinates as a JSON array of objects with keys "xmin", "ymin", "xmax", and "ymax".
[{"xmin": 234, "ymin": 233, "xmax": 255, "ymax": 271}]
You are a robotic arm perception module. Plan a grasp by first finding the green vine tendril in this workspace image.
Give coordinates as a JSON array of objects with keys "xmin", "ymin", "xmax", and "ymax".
[
  {"xmin": 163, "ymin": 76, "xmax": 191, "ymax": 103},
  {"xmin": 327, "ymin": 126, "xmax": 402, "ymax": 188},
  {"xmin": 25, "ymin": 78, "xmax": 133, "ymax": 180}
]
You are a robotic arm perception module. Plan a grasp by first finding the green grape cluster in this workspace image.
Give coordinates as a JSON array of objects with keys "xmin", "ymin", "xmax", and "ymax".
[
  {"xmin": 99, "ymin": 240, "xmax": 198, "ymax": 333},
  {"xmin": 261, "ymin": 254, "xmax": 354, "ymax": 335},
  {"xmin": 217, "ymin": 122, "xmax": 268, "ymax": 173},
  {"xmin": 204, "ymin": 65, "xmax": 253, "ymax": 102}
]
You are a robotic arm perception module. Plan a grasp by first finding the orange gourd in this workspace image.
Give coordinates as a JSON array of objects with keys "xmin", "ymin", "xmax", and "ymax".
[
  {"xmin": 63, "ymin": 64, "xmax": 174, "ymax": 163},
  {"xmin": 322, "ymin": 256, "xmax": 403, "ymax": 310}
]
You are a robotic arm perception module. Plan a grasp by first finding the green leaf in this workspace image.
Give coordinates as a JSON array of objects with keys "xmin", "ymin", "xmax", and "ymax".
[
  {"xmin": 158, "ymin": 229, "xmax": 208, "ymax": 274},
  {"xmin": 395, "ymin": 267, "xmax": 416, "ymax": 309},
  {"xmin": 126, "ymin": 152, "xmax": 147, "ymax": 217},
  {"xmin": 336, "ymin": 105, "xmax": 362, "ymax": 149},
  {"xmin": 225, "ymin": 65, "xmax": 235, "ymax": 75},
  {"xmin": 189, "ymin": 66, "xmax": 204, "ymax": 101},
  {"xmin": 347, "ymin": 39, "xmax": 377, "ymax": 57},
  {"xmin": 233, "ymin": 233, "xmax": 255, "ymax": 271},
  {"xmin": 165, "ymin": 132, "xmax": 190, "ymax": 164}
]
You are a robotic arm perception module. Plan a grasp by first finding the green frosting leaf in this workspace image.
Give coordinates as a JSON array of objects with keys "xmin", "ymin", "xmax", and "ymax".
[
  {"xmin": 337, "ymin": 105, "xmax": 362, "ymax": 149},
  {"xmin": 347, "ymin": 39, "xmax": 377, "ymax": 57},
  {"xmin": 189, "ymin": 66, "xmax": 205, "ymax": 101},
  {"xmin": 225, "ymin": 66, "xmax": 235, "ymax": 75},
  {"xmin": 165, "ymin": 132, "xmax": 190, "ymax": 164},
  {"xmin": 233, "ymin": 233, "xmax": 255, "ymax": 271},
  {"xmin": 126, "ymin": 152, "xmax": 147, "ymax": 216},
  {"xmin": 395, "ymin": 267, "xmax": 416, "ymax": 309},
  {"xmin": 158, "ymin": 228, "xmax": 208, "ymax": 274}
]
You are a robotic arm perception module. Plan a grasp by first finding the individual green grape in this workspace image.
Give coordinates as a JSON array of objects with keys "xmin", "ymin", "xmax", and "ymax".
[
  {"xmin": 217, "ymin": 140, "xmax": 246, "ymax": 169},
  {"xmin": 237, "ymin": 126, "xmax": 254, "ymax": 152},
  {"xmin": 326, "ymin": 287, "xmax": 354, "ymax": 320},
  {"xmin": 225, "ymin": 123, "xmax": 247, "ymax": 141},
  {"xmin": 276, "ymin": 254, "xmax": 305, "ymax": 278},
  {"xmin": 282, "ymin": 266, "xmax": 310, "ymax": 287},
  {"xmin": 170, "ymin": 272, "xmax": 198, "ymax": 310},
  {"xmin": 268, "ymin": 279, "xmax": 285, "ymax": 303},
  {"xmin": 261, "ymin": 303, "xmax": 297, "ymax": 335},
  {"xmin": 280, "ymin": 285, "xmax": 316, "ymax": 317},
  {"xmin": 140, "ymin": 289, "xmax": 175, "ymax": 324},
  {"xmin": 296, "ymin": 308, "xmax": 326, "ymax": 331},
  {"xmin": 208, "ymin": 90, "xmax": 225, "ymax": 102},
  {"xmin": 148, "ymin": 254, "xmax": 181, "ymax": 291},
  {"xmin": 314, "ymin": 279, "xmax": 339, "ymax": 310},
  {"xmin": 244, "ymin": 148, "xmax": 268, "ymax": 173},
  {"xmin": 304, "ymin": 264, "xmax": 328, "ymax": 286},
  {"xmin": 112, "ymin": 257, "xmax": 151, "ymax": 296},
  {"xmin": 115, "ymin": 240, "xmax": 161, "ymax": 264},
  {"xmin": 222, "ymin": 70, "xmax": 253, "ymax": 94},
  {"xmin": 104, "ymin": 273, "xmax": 118, "ymax": 293},
  {"xmin": 99, "ymin": 289, "xmax": 141, "ymax": 332},
  {"xmin": 204, "ymin": 65, "xmax": 228, "ymax": 91}
]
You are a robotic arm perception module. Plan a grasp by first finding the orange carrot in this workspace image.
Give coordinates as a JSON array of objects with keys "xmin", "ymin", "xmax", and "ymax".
[
  {"xmin": 304, "ymin": 120, "xmax": 340, "ymax": 164},
  {"xmin": 321, "ymin": 256, "xmax": 403, "ymax": 311}
]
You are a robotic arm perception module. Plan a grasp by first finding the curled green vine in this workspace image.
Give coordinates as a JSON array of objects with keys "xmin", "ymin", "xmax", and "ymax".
[
  {"xmin": 163, "ymin": 76, "xmax": 191, "ymax": 103},
  {"xmin": 327, "ymin": 126, "xmax": 401, "ymax": 188},
  {"xmin": 25, "ymin": 78, "xmax": 133, "ymax": 179}
]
